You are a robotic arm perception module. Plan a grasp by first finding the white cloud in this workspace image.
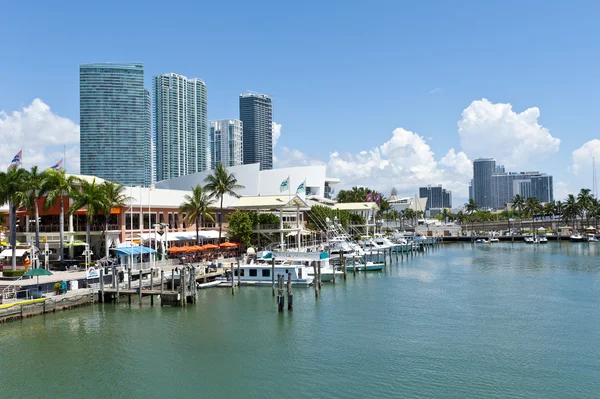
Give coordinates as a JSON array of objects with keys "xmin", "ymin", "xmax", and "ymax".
[
  {"xmin": 554, "ymin": 181, "xmax": 570, "ymax": 201},
  {"xmin": 0, "ymin": 99, "xmax": 80, "ymax": 172},
  {"xmin": 276, "ymin": 127, "xmax": 473, "ymax": 198},
  {"xmin": 571, "ymin": 139, "xmax": 600, "ymax": 176},
  {"xmin": 272, "ymin": 122, "xmax": 282, "ymax": 148},
  {"xmin": 458, "ymin": 99, "xmax": 560, "ymax": 169},
  {"xmin": 429, "ymin": 88, "xmax": 442, "ymax": 95}
]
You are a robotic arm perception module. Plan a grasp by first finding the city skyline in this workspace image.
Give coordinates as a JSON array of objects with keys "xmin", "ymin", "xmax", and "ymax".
[{"xmin": 1, "ymin": 1, "xmax": 599, "ymax": 202}]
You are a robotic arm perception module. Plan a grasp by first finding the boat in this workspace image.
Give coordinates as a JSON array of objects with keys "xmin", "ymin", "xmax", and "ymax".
[
  {"xmin": 587, "ymin": 234, "xmax": 599, "ymax": 242},
  {"xmin": 303, "ymin": 261, "xmax": 344, "ymax": 282},
  {"xmin": 570, "ymin": 234, "xmax": 585, "ymax": 242},
  {"xmin": 343, "ymin": 257, "xmax": 384, "ymax": 272},
  {"xmin": 524, "ymin": 236, "xmax": 535, "ymax": 244},
  {"xmin": 196, "ymin": 280, "xmax": 221, "ymax": 289},
  {"xmin": 489, "ymin": 238, "xmax": 500, "ymax": 243},
  {"xmin": 217, "ymin": 263, "xmax": 314, "ymax": 287},
  {"xmin": 538, "ymin": 237, "xmax": 548, "ymax": 244},
  {"xmin": 475, "ymin": 238, "xmax": 488, "ymax": 244}
]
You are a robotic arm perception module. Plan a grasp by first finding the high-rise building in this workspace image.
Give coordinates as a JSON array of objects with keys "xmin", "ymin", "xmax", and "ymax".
[
  {"xmin": 239, "ymin": 93, "xmax": 273, "ymax": 170},
  {"xmin": 80, "ymin": 62, "xmax": 151, "ymax": 186},
  {"xmin": 491, "ymin": 172, "xmax": 553, "ymax": 208},
  {"xmin": 495, "ymin": 165, "xmax": 505, "ymax": 174},
  {"xmin": 419, "ymin": 185, "xmax": 452, "ymax": 209},
  {"xmin": 153, "ymin": 73, "xmax": 208, "ymax": 182},
  {"xmin": 210, "ymin": 119, "xmax": 243, "ymax": 168},
  {"xmin": 472, "ymin": 158, "xmax": 496, "ymax": 209}
]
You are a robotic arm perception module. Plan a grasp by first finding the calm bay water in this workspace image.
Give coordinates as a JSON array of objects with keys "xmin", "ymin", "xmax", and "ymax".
[{"xmin": 1, "ymin": 243, "xmax": 600, "ymax": 398}]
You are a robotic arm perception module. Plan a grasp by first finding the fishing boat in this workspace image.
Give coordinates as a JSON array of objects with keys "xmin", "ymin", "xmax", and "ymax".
[
  {"xmin": 570, "ymin": 234, "xmax": 585, "ymax": 242},
  {"xmin": 303, "ymin": 261, "xmax": 344, "ymax": 282}
]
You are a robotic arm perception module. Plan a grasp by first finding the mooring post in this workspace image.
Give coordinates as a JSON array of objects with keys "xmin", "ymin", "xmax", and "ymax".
[
  {"xmin": 353, "ymin": 256, "xmax": 356, "ymax": 276},
  {"xmin": 116, "ymin": 268, "xmax": 120, "ymax": 303},
  {"xmin": 312, "ymin": 261, "xmax": 319, "ymax": 298},
  {"xmin": 138, "ymin": 270, "xmax": 143, "ymax": 306},
  {"xmin": 237, "ymin": 258, "xmax": 241, "ymax": 288},
  {"xmin": 287, "ymin": 272, "xmax": 293, "ymax": 311},
  {"xmin": 150, "ymin": 268, "xmax": 154, "ymax": 306},
  {"xmin": 160, "ymin": 269, "xmax": 164, "ymax": 307},
  {"xmin": 277, "ymin": 274, "xmax": 284, "ymax": 312},
  {"xmin": 99, "ymin": 269, "xmax": 104, "ymax": 303},
  {"xmin": 181, "ymin": 270, "xmax": 186, "ymax": 307},
  {"xmin": 128, "ymin": 267, "xmax": 132, "ymax": 290},
  {"xmin": 171, "ymin": 269, "xmax": 175, "ymax": 291},
  {"xmin": 317, "ymin": 261, "xmax": 322, "ymax": 289},
  {"xmin": 342, "ymin": 251, "xmax": 347, "ymax": 280},
  {"xmin": 231, "ymin": 263, "xmax": 235, "ymax": 296},
  {"xmin": 271, "ymin": 257, "xmax": 276, "ymax": 296}
]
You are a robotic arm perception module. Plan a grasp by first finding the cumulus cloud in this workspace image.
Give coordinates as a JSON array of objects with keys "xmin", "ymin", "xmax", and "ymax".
[
  {"xmin": 554, "ymin": 181, "xmax": 570, "ymax": 201},
  {"xmin": 272, "ymin": 122, "xmax": 282, "ymax": 148},
  {"xmin": 276, "ymin": 127, "xmax": 473, "ymax": 198},
  {"xmin": 458, "ymin": 99, "xmax": 560, "ymax": 169},
  {"xmin": 0, "ymin": 99, "xmax": 80, "ymax": 172},
  {"xmin": 571, "ymin": 139, "xmax": 600, "ymax": 176}
]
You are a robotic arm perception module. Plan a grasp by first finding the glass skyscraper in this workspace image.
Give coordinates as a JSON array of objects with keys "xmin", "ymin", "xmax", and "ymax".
[
  {"xmin": 80, "ymin": 62, "xmax": 151, "ymax": 186},
  {"xmin": 472, "ymin": 158, "xmax": 496, "ymax": 209},
  {"xmin": 491, "ymin": 172, "xmax": 554, "ymax": 208},
  {"xmin": 210, "ymin": 119, "xmax": 243, "ymax": 169},
  {"xmin": 240, "ymin": 93, "xmax": 273, "ymax": 170},
  {"xmin": 419, "ymin": 185, "xmax": 452, "ymax": 209},
  {"xmin": 153, "ymin": 73, "xmax": 208, "ymax": 181}
]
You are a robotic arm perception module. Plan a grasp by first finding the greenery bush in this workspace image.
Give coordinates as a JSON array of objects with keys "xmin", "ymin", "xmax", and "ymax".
[{"xmin": 2, "ymin": 270, "xmax": 25, "ymax": 277}]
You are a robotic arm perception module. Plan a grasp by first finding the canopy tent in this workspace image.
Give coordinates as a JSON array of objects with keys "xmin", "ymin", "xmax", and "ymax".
[
  {"xmin": 537, "ymin": 227, "xmax": 547, "ymax": 231},
  {"xmin": 219, "ymin": 242, "xmax": 238, "ymax": 248},
  {"xmin": 65, "ymin": 240, "xmax": 88, "ymax": 247},
  {"xmin": 111, "ymin": 246, "xmax": 157, "ymax": 256},
  {"xmin": 138, "ymin": 230, "xmax": 223, "ymax": 242},
  {"xmin": 200, "ymin": 244, "xmax": 219, "ymax": 250},
  {"xmin": 286, "ymin": 229, "xmax": 315, "ymax": 237},
  {"xmin": 586, "ymin": 226, "xmax": 596, "ymax": 230},
  {"xmin": 0, "ymin": 248, "xmax": 28, "ymax": 258},
  {"xmin": 188, "ymin": 245, "xmax": 203, "ymax": 252},
  {"xmin": 167, "ymin": 246, "xmax": 185, "ymax": 254}
]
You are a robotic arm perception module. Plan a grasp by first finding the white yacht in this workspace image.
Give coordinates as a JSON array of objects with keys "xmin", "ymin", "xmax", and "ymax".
[
  {"xmin": 587, "ymin": 234, "xmax": 599, "ymax": 242},
  {"xmin": 302, "ymin": 260, "xmax": 344, "ymax": 282},
  {"xmin": 538, "ymin": 236, "xmax": 548, "ymax": 243},
  {"xmin": 219, "ymin": 263, "xmax": 314, "ymax": 287},
  {"xmin": 524, "ymin": 236, "xmax": 535, "ymax": 244},
  {"xmin": 570, "ymin": 234, "xmax": 585, "ymax": 242}
]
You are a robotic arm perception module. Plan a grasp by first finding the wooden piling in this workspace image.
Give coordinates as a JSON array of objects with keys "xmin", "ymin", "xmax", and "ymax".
[
  {"xmin": 116, "ymin": 268, "xmax": 120, "ymax": 303},
  {"xmin": 181, "ymin": 270, "xmax": 186, "ymax": 307},
  {"xmin": 160, "ymin": 269, "xmax": 164, "ymax": 307},
  {"xmin": 277, "ymin": 274, "xmax": 284, "ymax": 312},
  {"xmin": 352, "ymin": 256, "xmax": 356, "ymax": 276},
  {"xmin": 342, "ymin": 251, "xmax": 347, "ymax": 280},
  {"xmin": 128, "ymin": 267, "xmax": 132, "ymax": 290},
  {"xmin": 287, "ymin": 272, "xmax": 293, "ymax": 311},
  {"xmin": 237, "ymin": 258, "xmax": 241, "ymax": 288},
  {"xmin": 99, "ymin": 269, "xmax": 104, "ymax": 303},
  {"xmin": 171, "ymin": 269, "xmax": 175, "ymax": 291},
  {"xmin": 231, "ymin": 263, "xmax": 235, "ymax": 296},
  {"xmin": 312, "ymin": 261, "xmax": 319, "ymax": 298},
  {"xmin": 150, "ymin": 268, "xmax": 154, "ymax": 306},
  {"xmin": 138, "ymin": 270, "xmax": 143, "ymax": 306},
  {"xmin": 317, "ymin": 261, "xmax": 322, "ymax": 289},
  {"xmin": 271, "ymin": 257, "xmax": 276, "ymax": 296}
]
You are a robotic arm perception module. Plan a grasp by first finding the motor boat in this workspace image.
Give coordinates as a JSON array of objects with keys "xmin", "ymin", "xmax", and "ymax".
[
  {"xmin": 475, "ymin": 238, "xmax": 489, "ymax": 244},
  {"xmin": 489, "ymin": 238, "xmax": 500, "ymax": 243},
  {"xmin": 524, "ymin": 236, "xmax": 535, "ymax": 244},
  {"xmin": 538, "ymin": 236, "xmax": 548, "ymax": 243},
  {"xmin": 587, "ymin": 234, "xmax": 599, "ymax": 242},
  {"xmin": 218, "ymin": 263, "xmax": 314, "ymax": 287},
  {"xmin": 570, "ymin": 234, "xmax": 585, "ymax": 242}
]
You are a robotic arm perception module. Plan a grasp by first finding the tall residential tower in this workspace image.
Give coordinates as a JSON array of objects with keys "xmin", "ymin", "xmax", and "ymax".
[
  {"xmin": 239, "ymin": 93, "xmax": 273, "ymax": 170},
  {"xmin": 210, "ymin": 119, "xmax": 243, "ymax": 169},
  {"xmin": 472, "ymin": 158, "xmax": 496, "ymax": 209},
  {"xmin": 153, "ymin": 73, "xmax": 208, "ymax": 182},
  {"xmin": 80, "ymin": 62, "xmax": 151, "ymax": 186}
]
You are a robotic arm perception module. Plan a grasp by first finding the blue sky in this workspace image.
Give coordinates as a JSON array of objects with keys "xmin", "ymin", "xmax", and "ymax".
[{"xmin": 1, "ymin": 0, "xmax": 599, "ymax": 203}]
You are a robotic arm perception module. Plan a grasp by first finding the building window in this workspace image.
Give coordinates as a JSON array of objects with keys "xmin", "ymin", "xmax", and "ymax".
[
  {"xmin": 262, "ymin": 269, "xmax": 270, "ymax": 277},
  {"xmin": 168, "ymin": 213, "xmax": 173, "ymax": 228},
  {"xmin": 159, "ymin": 213, "xmax": 164, "ymax": 224},
  {"xmin": 249, "ymin": 269, "xmax": 257, "ymax": 277},
  {"xmin": 174, "ymin": 213, "xmax": 179, "ymax": 229},
  {"xmin": 182, "ymin": 213, "xmax": 187, "ymax": 229}
]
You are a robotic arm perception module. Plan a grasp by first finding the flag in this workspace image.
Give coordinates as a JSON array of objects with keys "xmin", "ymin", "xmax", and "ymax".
[
  {"xmin": 329, "ymin": 188, "xmax": 335, "ymax": 197},
  {"xmin": 374, "ymin": 193, "xmax": 381, "ymax": 203},
  {"xmin": 280, "ymin": 176, "xmax": 290, "ymax": 192},
  {"xmin": 296, "ymin": 179, "xmax": 306, "ymax": 194},
  {"xmin": 7, "ymin": 150, "xmax": 22, "ymax": 170},
  {"xmin": 50, "ymin": 159, "xmax": 63, "ymax": 171},
  {"xmin": 366, "ymin": 192, "xmax": 373, "ymax": 202}
]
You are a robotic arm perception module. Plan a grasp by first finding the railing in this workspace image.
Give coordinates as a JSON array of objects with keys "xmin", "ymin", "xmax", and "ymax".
[{"xmin": 2, "ymin": 276, "xmax": 24, "ymax": 302}]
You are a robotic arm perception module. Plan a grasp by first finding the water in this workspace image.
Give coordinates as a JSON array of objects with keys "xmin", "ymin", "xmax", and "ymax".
[{"xmin": 2, "ymin": 243, "xmax": 600, "ymax": 398}]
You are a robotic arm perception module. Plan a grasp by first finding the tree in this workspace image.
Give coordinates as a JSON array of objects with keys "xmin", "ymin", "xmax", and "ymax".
[
  {"xmin": 465, "ymin": 199, "xmax": 477, "ymax": 235},
  {"xmin": 577, "ymin": 188, "xmax": 594, "ymax": 227},
  {"xmin": 563, "ymin": 194, "xmax": 579, "ymax": 230},
  {"xmin": 542, "ymin": 202, "xmax": 554, "ymax": 217},
  {"xmin": 40, "ymin": 170, "xmax": 79, "ymax": 261},
  {"xmin": 204, "ymin": 164, "xmax": 244, "ymax": 244},
  {"xmin": 511, "ymin": 194, "xmax": 525, "ymax": 232},
  {"xmin": 440, "ymin": 208, "xmax": 452, "ymax": 223},
  {"xmin": 179, "ymin": 184, "xmax": 215, "ymax": 245},
  {"xmin": 226, "ymin": 211, "xmax": 253, "ymax": 247},
  {"xmin": 100, "ymin": 181, "xmax": 130, "ymax": 258},
  {"xmin": 23, "ymin": 166, "xmax": 47, "ymax": 251},
  {"xmin": 0, "ymin": 168, "xmax": 29, "ymax": 270},
  {"xmin": 68, "ymin": 178, "xmax": 106, "ymax": 248},
  {"xmin": 523, "ymin": 197, "xmax": 542, "ymax": 233}
]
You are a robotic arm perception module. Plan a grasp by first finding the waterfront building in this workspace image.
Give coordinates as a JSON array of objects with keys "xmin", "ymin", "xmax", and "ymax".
[
  {"xmin": 239, "ymin": 93, "xmax": 273, "ymax": 170},
  {"xmin": 491, "ymin": 172, "xmax": 553, "ymax": 208},
  {"xmin": 210, "ymin": 119, "xmax": 243, "ymax": 169},
  {"xmin": 419, "ymin": 185, "xmax": 452, "ymax": 210},
  {"xmin": 80, "ymin": 63, "xmax": 151, "ymax": 186},
  {"xmin": 154, "ymin": 73, "xmax": 209, "ymax": 182},
  {"xmin": 472, "ymin": 158, "xmax": 496, "ymax": 209}
]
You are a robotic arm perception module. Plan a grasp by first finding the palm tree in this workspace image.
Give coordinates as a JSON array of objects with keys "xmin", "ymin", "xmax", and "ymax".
[
  {"xmin": 204, "ymin": 164, "xmax": 245, "ymax": 243},
  {"xmin": 465, "ymin": 199, "xmax": 477, "ymax": 236},
  {"xmin": 23, "ymin": 166, "xmax": 47, "ymax": 251},
  {"xmin": 180, "ymin": 184, "xmax": 215, "ymax": 244},
  {"xmin": 511, "ymin": 194, "xmax": 525, "ymax": 232},
  {"xmin": 523, "ymin": 197, "xmax": 542, "ymax": 233},
  {"xmin": 542, "ymin": 202, "xmax": 554, "ymax": 217},
  {"xmin": 100, "ymin": 181, "xmax": 129, "ymax": 258},
  {"xmin": 40, "ymin": 170, "xmax": 79, "ymax": 261},
  {"xmin": 563, "ymin": 194, "xmax": 579, "ymax": 230},
  {"xmin": 68, "ymin": 178, "xmax": 106, "ymax": 249},
  {"xmin": 0, "ymin": 168, "xmax": 29, "ymax": 270},
  {"xmin": 440, "ymin": 208, "xmax": 451, "ymax": 223},
  {"xmin": 577, "ymin": 188, "xmax": 594, "ymax": 227}
]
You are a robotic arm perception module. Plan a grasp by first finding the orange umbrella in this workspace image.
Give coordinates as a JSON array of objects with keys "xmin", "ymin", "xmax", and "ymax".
[
  {"xmin": 201, "ymin": 244, "xmax": 219, "ymax": 250},
  {"xmin": 220, "ymin": 242, "xmax": 238, "ymax": 248},
  {"xmin": 168, "ymin": 246, "xmax": 183, "ymax": 253},
  {"xmin": 188, "ymin": 245, "xmax": 203, "ymax": 252}
]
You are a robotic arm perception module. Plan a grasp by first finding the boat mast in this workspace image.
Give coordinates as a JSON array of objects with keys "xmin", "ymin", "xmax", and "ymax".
[{"xmin": 593, "ymin": 156, "xmax": 598, "ymax": 199}]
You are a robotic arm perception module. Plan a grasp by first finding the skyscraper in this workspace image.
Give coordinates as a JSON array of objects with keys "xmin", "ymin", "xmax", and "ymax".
[
  {"xmin": 80, "ymin": 62, "xmax": 151, "ymax": 186},
  {"xmin": 239, "ymin": 93, "xmax": 273, "ymax": 170},
  {"xmin": 419, "ymin": 185, "xmax": 452, "ymax": 209},
  {"xmin": 210, "ymin": 119, "xmax": 243, "ymax": 169},
  {"xmin": 153, "ymin": 73, "xmax": 208, "ymax": 182},
  {"xmin": 472, "ymin": 158, "xmax": 496, "ymax": 209},
  {"xmin": 491, "ymin": 172, "xmax": 553, "ymax": 208}
]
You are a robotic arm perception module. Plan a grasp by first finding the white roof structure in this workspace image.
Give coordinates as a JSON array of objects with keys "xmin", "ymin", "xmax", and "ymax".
[
  {"xmin": 232, "ymin": 195, "xmax": 308, "ymax": 210},
  {"xmin": 0, "ymin": 249, "xmax": 28, "ymax": 258},
  {"xmin": 333, "ymin": 202, "xmax": 379, "ymax": 211},
  {"xmin": 138, "ymin": 230, "xmax": 223, "ymax": 242}
]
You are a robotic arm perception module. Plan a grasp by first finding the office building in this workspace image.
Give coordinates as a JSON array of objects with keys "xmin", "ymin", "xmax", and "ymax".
[
  {"xmin": 491, "ymin": 172, "xmax": 554, "ymax": 208},
  {"xmin": 210, "ymin": 119, "xmax": 243, "ymax": 168},
  {"xmin": 472, "ymin": 158, "xmax": 496, "ymax": 209},
  {"xmin": 419, "ymin": 185, "xmax": 452, "ymax": 210},
  {"xmin": 154, "ymin": 73, "xmax": 208, "ymax": 182},
  {"xmin": 495, "ymin": 165, "xmax": 505, "ymax": 174},
  {"xmin": 80, "ymin": 62, "xmax": 151, "ymax": 186},
  {"xmin": 239, "ymin": 93, "xmax": 273, "ymax": 170}
]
